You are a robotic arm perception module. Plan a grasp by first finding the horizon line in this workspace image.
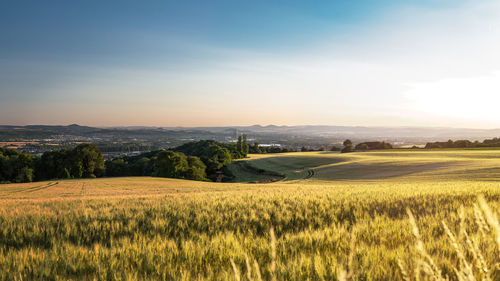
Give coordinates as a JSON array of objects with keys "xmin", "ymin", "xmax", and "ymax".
[{"xmin": 2, "ymin": 123, "xmax": 500, "ymax": 131}]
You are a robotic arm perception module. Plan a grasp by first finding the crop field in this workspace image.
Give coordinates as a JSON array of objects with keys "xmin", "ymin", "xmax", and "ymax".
[
  {"xmin": 231, "ymin": 150, "xmax": 500, "ymax": 181},
  {"xmin": 1, "ymin": 151, "xmax": 499, "ymax": 280}
]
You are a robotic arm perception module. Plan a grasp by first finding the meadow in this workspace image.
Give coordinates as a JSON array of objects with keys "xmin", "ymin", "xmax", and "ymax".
[{"xmin": 0, "ymin": 151, "xmax": 499, "ymax": 280}]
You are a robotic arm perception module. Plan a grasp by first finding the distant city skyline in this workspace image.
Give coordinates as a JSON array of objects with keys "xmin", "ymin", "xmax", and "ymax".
[{"xmin": 1, "ymin": 0, "xmax": 500, "ymax": 128}]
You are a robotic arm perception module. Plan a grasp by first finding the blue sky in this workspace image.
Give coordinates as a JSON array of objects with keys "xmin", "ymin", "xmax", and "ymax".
[{"xmin": 1, "ymin": 0, "xmax": 500, "ymax": 127}]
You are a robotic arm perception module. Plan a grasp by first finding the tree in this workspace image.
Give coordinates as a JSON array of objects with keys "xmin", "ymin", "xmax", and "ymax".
[
  {"xmin": 35, "ymin": 144, "xmax": 104, "ymax": 180},
  {"xmin": 153, "ymin": 151, "xmax": 189, "ymax": 178},
  {"xmin": 201, "ymin": 145, "xmax": 231, "ymax": 174},
  {"xmin": 72, "ymin": 144, "xmax": 105, "ymax": 178},
  {"xmin": 454, "ymin": 140, "xmax": 472, "ymax": 148},
  {"xmin": 0, "ymin": 148, "xmax": 36, "ymax": 183},
  {"xmin": 358, "ymin": 144, "xmax": 369, "ymax": 151},
  {"xmin": 71, "ymin": 161, "xmax": 84, "ymax": 178},
  {"xmin": 130, "ymin": 157, "xmax": 152, "ymax": 176},
  {"xmin": 343, "ymin": 139, "xmax": 352, "ymax": 147},
  {"xmin": 253, "ymin": 142, "xmax": 261, "ymax": 154},
  {"xmin": 354, "ymin": 142, "xmax": 393, "ymax": 150},
  {"xmin": 223, "ymin": 143, "xmax": 244, "ymax": 159},
  {"xmin": 242, "ymin": 134, "xmax": 249, "ymax": 156},
  {"xmin": 447, "ymin": 139, "xmax": 454, "ymax": 148},
  {"xmin": 36, "ymin": 149, "xmax": 72, "ymax": 180},
  {"xmin": 185, "ymin": 156, "xmax": 207, "ymax": 181},
  {"xmin": 341, "ymin": 139, "xmax": 353, "ymax": 153},
  {"xmin": 175, "ymin": 140, "xmax": 232, "ymax": 176},
  {"xmin": 236, "ymin": 136, "xmax": 243, "ymax": 155},
  {"xmin": 152, "ymin": 150, "xmax": 208, "ymax": 181},
  {"xmin": 105, "ymin": 159, "xmax": 129, "ymax": 177},
  {"xmin": 16, "ymin": 167, "xmax": 33, "ymax": 183}
]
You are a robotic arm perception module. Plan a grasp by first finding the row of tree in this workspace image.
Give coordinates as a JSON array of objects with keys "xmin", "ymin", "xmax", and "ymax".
[
  {"xmin": 2, "ymin": 136, "xmax": 301, "ymax": 184},
  {"xmin": 424, "ymin": 138, "xmax": 500, "ymax": 149},
  {"xmin": 224, "ymin": 135, "xmax": 292, "ymax": 156},
  {"xmin": 251, "ymin": 143, "xmax": 294, "ymax": 153},
  {"xmin": 235, "ymin": 135, "xmax": 249, "ymax": 157},
  {"xmin": 104, "ymin": 140, "xmax": 237, "ymax": 182},
  {"xmin": 355, "ymin": 141, "xmax": 393, "ymax": 150},
  {"xmin": 341, "ymin": 140, "xmax": 393, "ymax": 153},
  {"xmin": 37, "ymin": 144, "xmax": 105, "ymax": 180},
  {"xmin": 152, "ymin": 151, "xmax": 207, "ymax": 180},
  {"xmin": 0, "ymin": 148, "xmax": 35, "ymax": 183},
  {"xmin": 1, "ymin": 140, "xmax": 234, "ymax": 183},
  {"xmin": 174, "ymin": 140, "xmax": 232, "ymax": 176},
  {"xmin": 0, "ymin": 144, "xmax": 105, "ymax": 184}
]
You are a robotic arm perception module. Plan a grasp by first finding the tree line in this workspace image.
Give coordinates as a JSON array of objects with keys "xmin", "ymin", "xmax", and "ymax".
[
  {"xmin": 1, "ymin": 144, "xmax": 105, "ymax": 184},
  {"xmin": 424, "ymin": 138, "xmax": 500, "ymax": 149},
  {"xmin": 0, "ymin": 138, "xmax": 257, "ymax": 184},
  {"xmin": 0, "ymin": 147, "xmax": 36, "ymax": 183},
  {"xmin": 1, "ymin": 135, "xmax": 328, "ymax": 184},
  {"xmin": 340, "ymin": 140, "xmax": 393, "ymax": 153},
  {"xmin": 233, "ymin": 135, "xmax": 293, "ymax": 154},
  {"xmin": 1, "ymin": 136, "xmax": 316, "ymax": 183}
]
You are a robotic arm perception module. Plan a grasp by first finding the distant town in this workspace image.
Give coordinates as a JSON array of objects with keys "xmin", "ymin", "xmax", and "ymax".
[{"xmin": 3, "ymin": 124, "xmax": 500, "ymax": 159}]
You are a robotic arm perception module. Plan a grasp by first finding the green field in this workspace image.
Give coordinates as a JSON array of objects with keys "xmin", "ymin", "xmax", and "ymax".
[
  {"xmin": 0, "ymin": 151, "xmax": 499, "ymax": 280},
  {"xmin": 231, "ymin": 150, "xmax": 500, "ymax": 181}
]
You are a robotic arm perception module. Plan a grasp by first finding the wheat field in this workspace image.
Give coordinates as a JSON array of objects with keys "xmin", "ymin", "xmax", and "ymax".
[{"xmin": 0, "ymin": 151, "xmax": 499, "ymax": 280}]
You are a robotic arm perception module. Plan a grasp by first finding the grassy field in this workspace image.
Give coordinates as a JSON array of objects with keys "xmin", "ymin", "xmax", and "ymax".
[
  {"xmin": 0, "ymin": 151, "xmax": 499, "ymax": 280},
  {"xmin": 230, "ymin": 150, "xmax": 500, "ymax": 181}
]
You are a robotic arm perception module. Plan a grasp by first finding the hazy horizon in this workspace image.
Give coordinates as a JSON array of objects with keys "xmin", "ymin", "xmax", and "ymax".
[
  {"xmin": 2, "ymin": 0, "xmax": 500, "ymax": 128},
  {"xmin": 5, "ymin": 123, "xmax": 500, "ymax": 131}
]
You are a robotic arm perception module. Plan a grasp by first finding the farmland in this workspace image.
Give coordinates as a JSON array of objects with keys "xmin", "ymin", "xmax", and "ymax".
[
  {"xmin": 0, "ymin": 151, "xmax": 499, "ymax": 280},
  {"xmin": 231, "ymin": 150, "xmax": 500, "ymax": 181}
]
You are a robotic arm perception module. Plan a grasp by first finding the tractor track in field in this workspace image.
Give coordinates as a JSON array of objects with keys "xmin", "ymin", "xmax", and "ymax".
[
  {"xmin": 7, "ymin": 182, "xmax": 59, "ymax": 194},
  {"xmin": 235, "ymin": 161, "xmax": 286, "ymax": 183},
  {"xmin": 303, "ymin": 169, "xmax": 315, "ymax": 179},
  {"xmin": 235, "ymin": 161, "xmax": 317, "ymax": 183},
  {"xmin": 80, "ymin": 183, "xmax": 86, "ymax": 196},
  {"xmin": 25, "ymin": 182, "xmax": 59, "ymax": 193}
]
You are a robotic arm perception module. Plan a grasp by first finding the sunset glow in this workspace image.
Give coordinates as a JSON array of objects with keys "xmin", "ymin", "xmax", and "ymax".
[{"xmin": 1, "ymin": 0, "xmax": 499, "ymax": 127}]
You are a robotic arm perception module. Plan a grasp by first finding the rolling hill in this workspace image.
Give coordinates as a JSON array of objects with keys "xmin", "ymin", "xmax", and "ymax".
[{"xmin": 0, "ymin": 150, "xmax": 499, "ymax": 280}]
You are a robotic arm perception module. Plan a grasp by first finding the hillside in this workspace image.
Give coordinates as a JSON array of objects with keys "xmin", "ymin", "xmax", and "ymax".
[
  {"xmin": 0, "ymin": 150, "xmax": 499, "ymax": 280},
  {"xmin": 229, "ymin": 150, "xmax": 500, "ymax": 182}
]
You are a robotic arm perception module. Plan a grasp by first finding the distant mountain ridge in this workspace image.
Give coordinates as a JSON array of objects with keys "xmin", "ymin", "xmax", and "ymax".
[
  {"xmin": 162, "ymin": 125, "xmax": 500, "ymax": 139},
  {"xmin": 2, "ymin": 124, "xmax": 500, "ymax": 142}
]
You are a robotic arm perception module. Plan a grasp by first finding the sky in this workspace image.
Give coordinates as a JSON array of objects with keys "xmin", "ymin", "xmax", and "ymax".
[{"xmin": 1, "ymin": 0, "xmax": 500, "ymax": 128}]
